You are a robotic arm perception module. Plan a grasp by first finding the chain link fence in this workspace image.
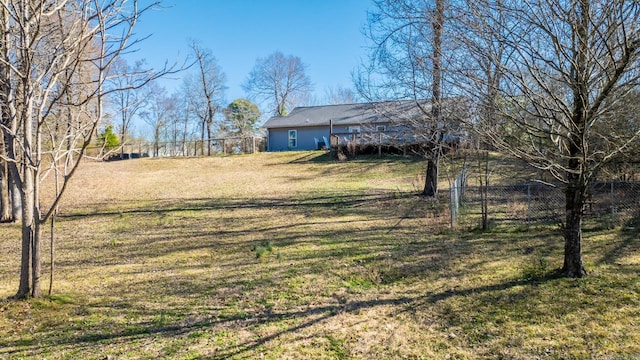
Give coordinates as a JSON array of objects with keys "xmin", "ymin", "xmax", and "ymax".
[
  {"xmin": 450, "ymin": 181, "xmax": 640, "ymax": 229},
  {"xmin": 92, "ymin": 137, "xmax": 267, "ymax": 160},
  {"xmin": 449, "ymin": 167, "xmax": 468, "ymax": 228}
]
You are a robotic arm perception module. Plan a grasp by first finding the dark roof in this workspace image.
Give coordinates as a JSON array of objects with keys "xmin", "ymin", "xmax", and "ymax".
[{"xmin": 262, "ymin": 101, "xmax": 432, "ymax": 129}]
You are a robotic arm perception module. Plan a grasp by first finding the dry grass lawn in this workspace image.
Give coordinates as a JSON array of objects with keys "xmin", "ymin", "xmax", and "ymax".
[{"xmin": 0, "ymin": 151, "xmax": 638, "ymax": 359}]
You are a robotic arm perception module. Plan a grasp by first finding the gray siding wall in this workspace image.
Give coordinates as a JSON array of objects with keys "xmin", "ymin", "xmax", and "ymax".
[{"xmin": 268, "ymin": 126, "xmax": 330, "ymax": 151}]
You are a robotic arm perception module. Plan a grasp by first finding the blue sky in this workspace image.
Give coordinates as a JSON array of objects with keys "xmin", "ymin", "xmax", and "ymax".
[{"xmin": 129, "ymin": 0, "xmax": 373, "ymax": 105}]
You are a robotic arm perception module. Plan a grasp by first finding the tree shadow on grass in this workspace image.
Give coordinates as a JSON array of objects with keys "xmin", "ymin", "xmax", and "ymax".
[
  {"xmin": 59, "ymin": 191, "xmax": 419, "ymax": 219},
  {"xmin": 285, "ymin": 151, "xmax": 424, "ymax": 165},
  {"xmin": 211, "ymin": 272, "xmax": 568, "ymax": 359},
  {"xmin": 53, "ymin": 190, "xmax": 448, "ymax": 265},
  {"xmin": 0, "ymin": 274, "xmax": 563, "ymax": 359},
  {"xmin": 598, "ymin": 228, "xmax": 640, "ymax": 265},
  {"xmin": 0, "ymin": 187, "xmax": 588, "ymax": 358},
  {"xmin": 286, "ymin": 151, "xmax": 333, "ymax": 163},
  {"xmin": 47, "ymin": 189, "xmax": 559, "ymax": 295}
]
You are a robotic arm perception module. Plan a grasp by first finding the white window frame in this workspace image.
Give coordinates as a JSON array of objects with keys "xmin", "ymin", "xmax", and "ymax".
[
  {"xmin": 348, "ymin": 126, "xmax": 361, "ymax": 133},
  {"xmin": 376, "ymin": 125, "xmax": 387, "ymax": 132},
  {"xmin": 288, "ymin": 130, "xmax": 297, "ymax": 148}
]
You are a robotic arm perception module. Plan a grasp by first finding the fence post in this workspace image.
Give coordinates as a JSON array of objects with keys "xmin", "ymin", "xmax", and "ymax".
[
  {"xmin": 611, "ymin": 182, "xmax": 615, "ymax": 226},
  {"xmin": 450, "ymin": 180, "xmax": 456, "ymax": 229},
  {"xmin": 527, "ymin": 184, "xmax": 531, "ymax": 225}
]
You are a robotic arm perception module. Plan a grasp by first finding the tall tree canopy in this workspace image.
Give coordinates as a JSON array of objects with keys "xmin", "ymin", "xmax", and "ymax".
[
  {"xmin": 243, "ymin": 51, "xmax": 313, "ymax": 116},
  {"xmin": 98, "ymin": 125, "xmax": 121, "ymax": 152},
  {"xmin": 222, "ymin": 98, "xmax": 261, "ymax": 137}
]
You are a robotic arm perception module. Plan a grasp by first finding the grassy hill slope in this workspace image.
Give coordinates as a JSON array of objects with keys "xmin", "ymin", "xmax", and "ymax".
[{"xmin": 0, "ymin": 152, "xmax": 638, "ymax": 359}]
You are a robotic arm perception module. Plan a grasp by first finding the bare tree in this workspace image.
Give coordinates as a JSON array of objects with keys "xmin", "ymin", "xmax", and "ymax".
[
  {"xmin": 464, "ymin": 0, "xmax": 640, "ymax": 277},
  {"xmin": 0, "ymin": 4, "xmax": 22, "ymax": 223},
  {"xmin": 175, "ymin": 88, "xmax": 197, "ymax": 156},
  {"xmin": 596, "ymin": 89, "xmax": 640, "ymax": 180},
  {"xmin": 243, "ymin": 51, "xmax": 313, "ymax": 116},
  {"xmin": 107, "ymin": 58, "xmax": 151, "ymax": 158},
  {"xmin": 141, "ymin": 82, "xmax": 174, "ymax": 157},
  {"xmin": 166, "ymin": 94, "xmax": 187, "ymax": 156},
  {"xmin": 323, "ymin": 85, "xmax": 359, "ymax": 105},
  {"xmin": 426, "ymin": 0, "xmax": 445, "ymax": 197},
  {"xmin": 357, "ymin": 0, "xmax": 451, "ymax": 197},
  {"xmin": 0, "ymin": 0, "xmax": 171, "ymax": 299},
  {"xmin": 452, "ymin": 0, "xmax": 508, "ymax": 148},
  {"xmin": 183, "ymin": 42, "xmax": 226, "ymax": 156}
]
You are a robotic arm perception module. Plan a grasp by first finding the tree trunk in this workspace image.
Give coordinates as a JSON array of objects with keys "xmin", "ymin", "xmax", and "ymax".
[
  {"xmin": 10, "ymin": 175, "xmax": 22, "ymax": 222},
  {"xmin": 0, "ymin": 160, "xmax": 11, "ymax": 222},
  {"xmin": 120, "ymin": 114, "xmax": 127, "ymax": 158},
  {"xmin": 49, "ymin": 212, "xmax": 56, "ymax": 295},
  {"xmin": 422, "ymin": 0, "xmax": 444, "ymax": 198},
  {"xmin": 31, "ymin": 217, "xmax": 42, "ymax": 298},
  {"xmin": 4, "ymin": 104, "xmax": 21, "ymax": 224},
  {"xmin": 0, "ymin": 6, "xmax": 12, "ymax": 223},
  {"xmin": 182, "ymin": 112, "xmax": 188, "ymax": 156},
  {"xmin": 563, "ymin": 177, "xmax": 586, "ymax": 277},
  {"xmin": 16, "ymin": 221, "xmax": 32, "ymax": 298},
  {"xmin": 16, "ymin": 8, "xmax": 34, "ymax": 296},
  {"xmin": 200, "ymin": 120, "xmax": 205, "ymax": 155},
  {"xmin": 17, "ymin": 139, "xmax": 35, "ymax": 298},
  {"xmin": 560, "ymin": 0, "xmax": 589, "ymax": 278},
  {"xmin": 422, "ymin": 156, "xmax": 439, "ymax": 196},
  {"xmin": 65, "ymin": 109, "xmax": 75, "ymax": 167},
  {"xmin": 31, "ymin": 112, "xmax": 43, "ymax": 298},
  {"xmin": 206, "ymin": 120, "xmax": 212, "ymax": 156}
]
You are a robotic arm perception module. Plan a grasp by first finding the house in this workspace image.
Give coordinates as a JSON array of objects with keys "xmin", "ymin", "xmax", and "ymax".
[{"xmin": 262, "ymin": 100, "xmax": 466, "ymax": 152}]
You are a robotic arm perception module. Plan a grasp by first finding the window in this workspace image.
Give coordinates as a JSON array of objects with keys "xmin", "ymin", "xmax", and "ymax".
[
  {"xmin": 288, "ymin": 130, "xmax": 297, "ymax": 148},
  {"xmin": 348, "ymin": 126, "xmax": 361, "ymax": 133},
  {"xmin": 376, "ymin": 125, "xmax": 387, "ymax": 132}
]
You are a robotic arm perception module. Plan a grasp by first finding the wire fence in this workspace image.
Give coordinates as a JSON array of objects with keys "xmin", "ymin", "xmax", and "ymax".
[
  {"xmin": 449, "ymin": 166, "xmax": 468, "ymax": 228},
  {"xmin": 450, "ymin": 181, "xmax": 640, "ymax": 229},
  {"xmin": 94, "ymin": 137, "xmax": 267, "ymax": 160}
]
